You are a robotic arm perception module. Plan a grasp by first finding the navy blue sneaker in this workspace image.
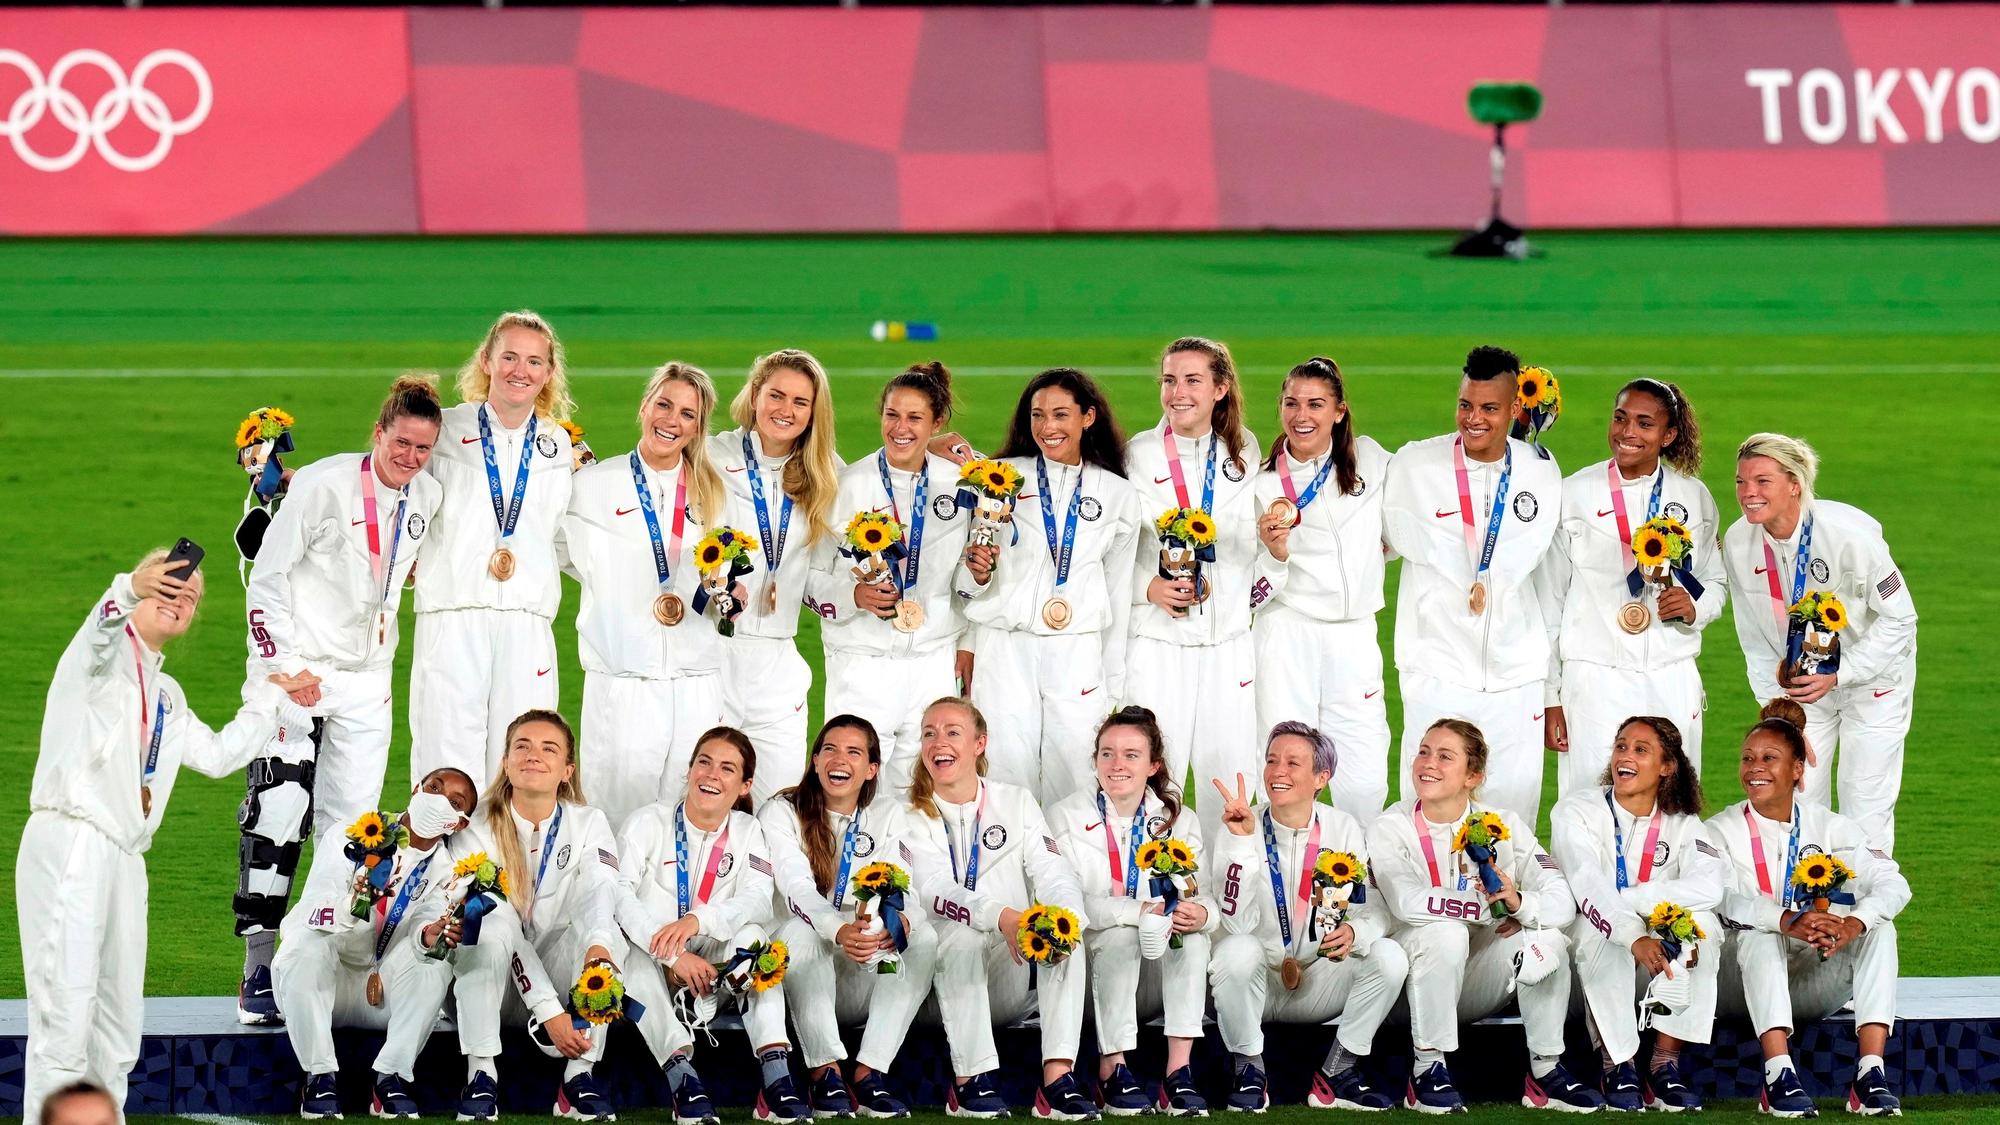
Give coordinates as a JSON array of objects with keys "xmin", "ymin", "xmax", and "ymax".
[
  {"xmin": 1096, "ymin": 1064, "xmax": 1150, "ymax": 1117},
  {"xmin": 1309, "ymin": 1067, "xmax": 1393, "ymax": 1112},
  {"xmin": 1846, "ymin": 1068, "xmax": 1900, "ymax": 1117},
  {"xmin": 1761, "ymin": 1067, "xmax": 1818, "ymax": 1119},
  {"xmin": 1160, "ymin": 1066, "xmax": 1209, "ymax": 1117},
  {"xmin": 556, "ymin": 1072, "xmax": 617, "ymax": 1122},
  {"xmin": 672, "ymin": 1071, "xmax": 719, "ymax": 1125},
  {"xmin": 808, "ymin": 1070, "xmax": 855, "ymax": 1119},
  {"xmin": 948, "ymin": 1072, "xmax": 1011, "ymax": 1119},
  {"xmin": 1643, "ymin": 1062, "xmax": 1702, "ymax": 1113},
  {"xmin": 1226, "ymin": 1065, "xmax": 1269, "ymax": 1114},
  {"xmin": 1036, "ymin": 1073, "xmax": 1100, "ymax": 1121},
  {"xmin": 240, "ymin": 965, "xmax": 284, "ymax": 1026},
  {"xmin": 371, "ymin": 1073, "xmax": 420, "ymax": 1119},
  {"xmin": 1406, "ymin": 1063, "xmax": 1467, "ymax": 1116},
  {"xmin": 1601, "ymin": 1063, "xmax": 1644, "ymax": 1112},
  {"xmin": 852, "ymin": 1073, "xmax": 911, "ymax": 1119},
  {"xmin": 1524, "ymin": 1063, "xmax": 1604, "ymax": 1112},
  {"xmin": 455, "ymin": 1072, "xmax": 498, "ymax": 1122},
  {"xmin": 302, "ymin": 1072, "xmax": 343, "ymax": 1120},
  {"xmin": 758, "ymin": 1075, "xmax": 813, "ymax": 1123}
]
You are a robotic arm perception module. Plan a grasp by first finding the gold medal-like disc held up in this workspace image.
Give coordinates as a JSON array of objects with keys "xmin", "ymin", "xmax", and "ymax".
[
  {"xmin": 893, "ymin": 599, "xmax": 926, "ymax": 633},
  {"xmin": 1267, "ymin": 498, "xmax": 1300, "ymax": 527},
  {"xmin": 1280, "ymin": 956, "xmax": 1304, "ymax": 991},
  {"xmin": 1617, "ymin": 600, "xmax": 1652, "ymax": 635},
  {"xmin": 1469, "ymin": 581, "xmax": 1488, "ymax": 615},
  {"xmin": 366, "ymin": 971, "xmax": 384, "ymax": 1007},
  {"xmin": 140, "ymin": 785, "xmax": 152, "ymax": 817},
  {"xmin": 1041, "ymin": 595, "xmax": 1074, "ymax": 631},
  {"xmin": 762, "ymin": 581, "xmax": 778, "ymax": 615},
  {"xmin": 488, "ymin": 546, "xmax": 516, "ymax": 581},
  {"xmin": 653, "ymin": 593, "xmax": 685, "ymax": 626}
]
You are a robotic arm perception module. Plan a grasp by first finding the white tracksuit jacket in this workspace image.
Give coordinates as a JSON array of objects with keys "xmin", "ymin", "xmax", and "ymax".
[
  {"xmin": 1708, "ymin": 798, "xmax": 1909, "ymax": 1035},
  {"xmin": 1249, "ymin": 437, "xmax": 1394, "ymax": 820},
  {"xmin": 409, "ymin": 403, "xmax": 573, "ymax": 784},
  {"xmin": 905, "ymin": 779, "xmax": 1090, "ymax": 1074},
  {"xmin": 1538, "ymin": 461, "xmax": 1726, "ymax": 794},
  {"xmin": 962, "ymin": 457, "xmax": 1141, "ymax": 803},
  {"xmin": 759, "ymin": 794, "xmax": 938, "ymax": 1071},
  {"xmin": 19, "ymin": 575, "xmax": 298, "ymax": 1123},
  {"xmin": 1550, "ymin": 786, "xmax": 1730, "ymax": 1063},
  {"xmin": 1722, "ymin": 501, "xmax": 1917, "ymax": 849}
]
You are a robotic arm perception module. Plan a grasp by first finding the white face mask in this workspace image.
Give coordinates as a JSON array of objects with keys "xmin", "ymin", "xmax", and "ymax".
[{"xmin": 408, "ymin": 789, "xmax": 466, "ymax": 839}]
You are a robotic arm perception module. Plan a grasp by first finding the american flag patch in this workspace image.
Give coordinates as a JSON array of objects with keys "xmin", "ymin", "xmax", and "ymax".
[
  {"xmin": 1535, "ymin": 853, "xmax": 1560, "ymax": 872},
  {"xmin": 1044, "ymin": 836, "xmax": 1063, "ymax": 856},
  {"xmin": 1868, "ymin": 847, "xmax": 1891, "ymax": 861},
  {"xmin": 597, "ymin": 848, "xmax": 619, "ymax": 870},
  {"xmin": 1695, "ymin": 839, "xmax": 1720, "ymax": 858},
  {"xmin": 1877, "ymin": 571, "xmax": 1902, "ymax": 600},
  {"xmin": 748, "ymin": 854, "xmax": 773, "ymax": 875}
]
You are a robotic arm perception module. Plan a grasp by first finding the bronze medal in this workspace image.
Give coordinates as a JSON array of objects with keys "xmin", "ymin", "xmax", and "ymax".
[
  {"xmin": 893, "ymin": 599, "xmax": 926, "ymax": 633},
  {"xmin": 488, "ymin": 546, "xmax": 516, "ymax": 581},
  {"xmin": 1469, "ymin": 580, "xmax": 1488, "ymax": 615},
  {"xmin": 1041, "ymin": 595, "xmax": 1073, "ymax": 631},
  {"xmin": 366, "ymin": 971, "xmax": 384, "ymax": 1007},
  {"xmin": 140, "ymin": 785, "xmax": 153, "ymax": 817},
  {"xmin": 654, "ymin": 593, "xmax": 685, "ymax": 626},
  {"xmin": 762, "ymin": 581, "xmax": 778, "ymax": 615},
  {"xmin": 1280, "ymin": 956, "xmax": 1304, "ymax": 991},
  {"xmin": 1617, "ymin": 600, "xmax": 1651, "ymax": 635},
  {"xmin": 1266, "ymin": 497, "xmax": 1299, "ymax": 528}
]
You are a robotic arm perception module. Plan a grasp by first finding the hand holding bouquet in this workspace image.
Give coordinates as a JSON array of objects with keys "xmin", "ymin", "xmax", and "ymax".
[
  {"xmin": 1138, "ymin": 838, "xmax": 1199, "ymax": 949},
  {"xmin": 427, "ymin": 852, "xmax": 510, "ymax": 960},
  {"xmin": 715, "ymin": 939, "xmax": 789, "ymax": 994},
  {"xmin": 1017, "ymin": 903, "xmax": 1081, "ymax": 965},
  {"xmin": 849, "ymin": 862, "xmax": 913, "ymax": 973},
  {"xmin": 956, "ymin": 459, "xmax": 1022, "ymax": 552},
  {"xmin": 1784, "ymin": 590, "xmax": 1848, "ymax": 682},
  {"xmin": 692, "ymin": 527, "xmax": 759, "ymax": 637},
  {"xmin": 342, "ymin": 810, "xmax": 408, "ymax": 920},
  {"xmin": 844, "ymin": 511, "xmax": 908, "ymax": 617},
  {"xmin": 1309, "ymin": 851, "xmax": 1368, "ymax": 961},
  {"xmin": 1454, "ymin": 812, "xmax": 1512, "ymax": 919},
  {"xmin": 1154, "ymin": 507, "xmax": 1218, "ymax": 617},
  {"xmin": 1511, "ymin": 366, "xmax": 1561, "ymax": 457}
]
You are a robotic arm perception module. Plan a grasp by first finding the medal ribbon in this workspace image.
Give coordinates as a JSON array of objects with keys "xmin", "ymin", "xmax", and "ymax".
[
  {"xmin": 1278, "ymin": 443, "xmax": 1335, "ymax": 515},
  {"xmin": 1161, "ymin": 426, "xmax": 1217, "ymax": 514},
  {"xmin": 520, "ymin": 803, "xmax": 564, "ymax": 928},
  {"xmin": 743, "ymin": 432, "xmax": 793, "ymax": 576},
  {"xmin": 1744, "ymin": 804, "xmax": 1802, "ymax": 900},
  {"xmin": 944, "ymin": 785, "xmax": 988, "ymax": 892},
  {"xmin": 479, "ymin": 406, "xmax": 537, "ymax": 544},
  {"xmin": 1453, "ymin": 439, "xmax": 1512, "ymax": 590},
  {"xmin": 1607, "ymin": 462, "xmax": 1666, "ymax": 596},
  {"xmin": 1262, "ymin": 808, "xmax": 1322, "ymax": 950},
  {"xmin": 876, "ymin": 453, "xmax": 929, "ymax": 597},
  {"xmin": 831, "ymin": 812, "xmax": 862, "ymax": 908},
  {"xmin": 1761, "ymin": 516, "xmax": 1815, "ymax": 632},
  {"xmin": 1036, "ymin": 455, "xmax": 1084, "ymax": 593},
  {"xmin": 630, "ymin": 452, "xmax": 689, "ymax": 596},
  {"xmin": 358, "ymin": 456, "xmax": 408, "ymax": 611},
  {"xmin": 125, "ymin": 628, "xmax": 166, "ymax": 794},
  {"xmin": 373, "ymin": 849, "xmax": 436, "ymax": 964},
  {"xmin": 1413, "ymin": 802, "xmax": 1471, "ymax": 891},
  {"xmin": 1606, "ymin": 791, "xmax": 1665, "ymax": 890},
  {"xmin": 674, "ymin": 803, "xmax": 732, "ymax": 916},
  {"xmin": 1097, "ymin": 791, "xmax": 1147, "ymax": 897}
]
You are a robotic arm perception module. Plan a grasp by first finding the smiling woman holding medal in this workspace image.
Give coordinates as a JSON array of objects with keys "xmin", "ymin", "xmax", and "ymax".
[
  {"xmin": 809, "ymin": 363, "xmax": 993, "ymax": 790},
  {"xmin": 559, "ymin": 363, "xmax": 732, "ymax": 829},
  {"xmin": 410, "ymin": 311, "xmax": 576, "ymax": 792},
  {"xmin": 710, "ymin": 349, "xmax": 844, "ymax": 804},
  {"xmin": 1249, "ymin": 357, "xmax": 1394, "ymax": 822},
  {"xmin": 1722, "ymin": 433, "xmax": 1917, "ymax": 851},
  {"xmin": 964, "ymin": 368, "xmax": 1141, "ymax": 804},
  {"xmin": 1537, "ymin": 379, "xmax": 1724, "ymax": 797}
]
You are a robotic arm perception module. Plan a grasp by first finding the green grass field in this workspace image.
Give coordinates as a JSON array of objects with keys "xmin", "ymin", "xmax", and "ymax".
[{"xmin": 2, "ymin": 230, "xmax": 1995, "ymax": 1000}]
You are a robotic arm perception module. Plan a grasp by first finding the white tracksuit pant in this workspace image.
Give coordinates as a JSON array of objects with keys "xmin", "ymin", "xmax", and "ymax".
[
  {"xmin": 453, "ymin": 912, "xmax": 609, "ymax": 1067},
  {"xmin": 1569, "ymin": 913, "xmax": 1720, "ymax": 1064},
  {"xmin": 1208, "ymin": 932, "xmax": 1408, "ymax": 1058},
  {"xmin": 1718, "ymin": 922, "xmax": 1899, "ymax": 1035},
  {"xmin": 720, "ymin": 636, "xmax": 810, "ymax": 807},
  {"xmin": 409, "ymin": 608, "xmax": 559, "ymax": 789},
  {"xmin": 823, "ymin": 648, "xmax": 957, "ymax": 796},
  {"xmin": 271, "ymin": 921, "xmax": 453, "ymax": 1079},
  {"xmin": 776, "ymin": 916, "xmax": 940, "ymax": 1072},
  {"xmin": 290, "ymin": 662, "xmax": 394, "ymax": 837},
  {"xmin": 1556, "ymin": 659, "xmax": 1704, "ymax": 797},
  {"xmin": 969, "ymin": 627, "xmax": 1113, "ymax": 806},
  {"xmin": 1402, "ymin": 922, "xmax": 1572, "ymax": 1058},
  {"xmin": 1253, "ymin": 611, "xmax": 1392, "ymax": 821},
  {"xmin": 1790, "ymin": 672, "xmax": 1915, "ymax": 852},
  {"xmin": 17, "ymin": 813, "xmax": 147, "ymax": 1124},
  {"xmin": 1124, "ymin": 634, "xmax": 1258, "ymax": 842},
  {"xmin": 581, "ymin": 671, "xmax": 723, "ymax": 830},
  {"xmin": 919, "ymin": 924, "xmax": 1088, "ymax": 1076},
  {"xmin": 1399, "ymin": 671, "xmax": 1545, "ymax": 824},
  {"xmin": 622, "ymin": 928, "xmax": 788, "ymax": 1059},
  {"xmin": 1087, "ymin": 927, "xmax": 1211, "ymax": 1054}
]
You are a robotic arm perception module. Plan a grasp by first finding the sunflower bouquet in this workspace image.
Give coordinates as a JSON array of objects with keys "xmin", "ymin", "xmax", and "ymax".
[
  {"xmin": 557, "ymin": 418, "xmax": 596, "ymax": 470},
  {"xmin": 955, "ymin": 458, "xmax": 1023, "ymax": 551},
  {"xmin": 1138, "ymin": 838, "xmax": 1200, "ymax": 949},
  {"xmin": 568, "ymin": 959, "xmax": 644, "ymax": 1026},
  {"xmin": 1632, "ymin": 516, "xmax": 1695, "ymax": 584},
  {"xmin": 1511, "ymin": 366, "xmax": 1562, "ymax": 457},
  {"xmin": 234, "ymin": 406, "xmax": 297, "ymax": 503},
  {"xmin": 849, "ymin": 862, "xmax": 913, "ymax": 973},
  {"xmin": 1017, "ymin": 903, "xmax": 1082, "ymax": 965},
  {"xmin": 1154, "ymin": 507, "xmax": 1219, "ymax": 617},
  {"xmin": 342, "ymin": 810, "xmax": 410, "ymax": 919},
  {"xmin": 1645, "ymin": 902, "xmax": 1707, "ymax": 965},
  {"xmin": 1783, "ymin": 590, "xmax": 1848, "ymax": 680},
  {"xmin": 1453, "ymin": 811, "xmax": 1513, "ymax": 918},
  {"xmin": 715, "ymin": 939, "xmax": 790, "ymax": 994},
  {"xmin": 1789, "ymin": 851, "xmax": 1858, "ymax": 961},
  {"xmin": 691, "ymin": 527, "xmax": 759, "ymax": 636},
  {"xmin": 1309, "ymin": 851, "xmax": 1369, "ymax": 960},
  {"xmin": 427, "ymin": 852, "xmax": 511, "ymax": 960},
  {"xmin": 844, "ymin": 510, "xmax": 908, "ymax": 599}
]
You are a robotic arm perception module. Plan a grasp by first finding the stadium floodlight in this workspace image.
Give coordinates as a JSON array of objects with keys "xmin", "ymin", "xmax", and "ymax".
[{"xmin": 1451, "ymin": 81, "xmax": 1542, "ymax": 260}]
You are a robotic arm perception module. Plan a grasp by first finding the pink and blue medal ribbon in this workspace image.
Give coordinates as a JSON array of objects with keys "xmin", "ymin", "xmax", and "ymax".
[
  {"xmin": 1452, "ymin": 438, "xmax": 1512, "ymax": 596},
  {"xmin": 1606, "ymin": 791, "xmax": 1663, "ymax": 889},
  {"xmin": 673, "ymin": 802, "xmax": 731, "ymax": 915},
  {"xmin": 1097, "ymin": 790, "xmax": 1146, "ymax": 898},
  {"xmin": 1262, "ymin": 808, "xmax": 1322, "ymax": 950}
]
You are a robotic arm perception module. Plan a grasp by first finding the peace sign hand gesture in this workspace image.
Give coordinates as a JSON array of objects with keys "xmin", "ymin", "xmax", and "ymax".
[{"xmin": 1212, "ymin": 773, "xmax": 1256, "ymax": 837}]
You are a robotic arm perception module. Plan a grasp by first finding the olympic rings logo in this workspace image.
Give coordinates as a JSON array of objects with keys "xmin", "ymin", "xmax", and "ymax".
[{"xmin": 0, "ymin": 49, "xmax": 212, "ymax": 172}]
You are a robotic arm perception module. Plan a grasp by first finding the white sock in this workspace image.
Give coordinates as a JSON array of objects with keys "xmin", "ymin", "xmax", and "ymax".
[
  {"xmin": 564, "ymin": 1060, "xmax": 593, "ymax": 1082},
  {"xmin": 1413, "ymin": 1048, "xmax": 1445, "ymax": 1077},
  {"xmin": 1764, "ymin": 1055, "xmax": 1795, "ymax": 1085},
  {"xmin": 1858, "ymin": 1054, "xmax": 1885, "ymax": 1078},
  {"xmin": 1530, "ymin": 1054, "xmax": 1561, "ymax": 1081},
  {"xmin": 469, "ymin": 1057, "xmax": 496, "ymax": 1082}
]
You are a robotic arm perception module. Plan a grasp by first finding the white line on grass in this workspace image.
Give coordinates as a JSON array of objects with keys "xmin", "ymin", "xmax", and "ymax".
[
  {"xmin": 5, "ymin": 362, "xmax": 2000, "ymax": 380},
  {"xmin": 182, "ymin": 1114, "xmax": 264, "ymax": 1125}
]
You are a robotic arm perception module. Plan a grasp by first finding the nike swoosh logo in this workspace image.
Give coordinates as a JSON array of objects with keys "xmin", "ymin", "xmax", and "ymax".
[
  {"xmin": 1239, "ymin": 679, "xmax": 1254, "ymax": 688},
  {"xmin": 1365, "ymin": 690, "xmax": 1380, "ymax": 699},
  {"xmin": 1873, "ymin": 689, "xmax": 1893, "ymax": 698},
  {"xmin": 537, "ymin": 668, "xmax": 551, "ymax": 677},
  {"xmin": 871, "ymin": 504, "xmax": 890, "ymax": 513},
  {"xmin": 351, "ymin": 518, "xmax": 366, "ymax": 526},
  {"xmin": 1154, "ymin": 475, "xmax": 1173, "ymax": 485},
  {"xmin": 726, "ymin": 465, "xmax": 746, "ymax": 473},
  {"xmin": 1081, "ymin": 686, "xmax": 1098, "ymax": 696},
  {"xmin": 1754, "ymin": 566, "xmax": 1769, "ymax": 575},
  {"xmin": 1597, "ymin": 508, "xmax": 1616, "ymax": 517},
  {"xmin": 1532, "ymin": 711, "xmax": 1545, "ymax": 721},
  {"xmin": 462, "ymin": 436, "xmax": 480, "ymax": 444},
  {"xmin": 615, "ymin": 507, "xmax": 638, "ymax": 516},
  {"xmin": 1435, "ymin": 508, "xmax": 1457, "ymax": 519}
]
